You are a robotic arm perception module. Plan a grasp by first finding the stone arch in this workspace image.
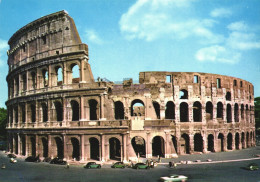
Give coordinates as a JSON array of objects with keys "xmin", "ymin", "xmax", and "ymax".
[
  {"xmin": 246, "ymin": 105, "xmax": 249, "ymax": 121},
  {"xmin": 165, "ymin": 101, "xmax": 175, "ymax": 119},
  {"xmin": 30, "ymin": 137, "xmax": 36, "ymax": 157},
  {"xmin": 109, "ymin": 137, "xmax": 121, "ymax": 161},
  {"xmin": 193, "ymin": 101, "xmax": 202, "ymax": 122},
  {"xmin": 153, "ymin": 101, "xmax": 160, "ymax": 119},
  {"xmin": 206, "ymin": 101, "xmax": 213, "ymax": 121},
  {"xmin": 241, "ymin": 132, "xmax": 245, "ymax": 149},
  {"xmin": 42, "ymin": 69, "xmax": 48, "ymax": 87},
  {"xmin": 171, "ymin": 135, "xmax": 178, "ymax": 154},
  {"xmin": 54, "ymin": 101, "xmax": 63, "ymax": 122},
  {"xmin": 226, "ymin": 91, "xmax": 231, "ymax": 101},
  {"xmin": 30, "ymin": 104, "xmax": 36, "ymax": 123},
  {"xmin": 89, "ymin": 137, "xmax": 100, "ymax": 160},
  {"xmin": 227, "ymin": 133, "xmax": 232, "ymax": 150},
  {"xmin": 240, "ymin": 104, "xmax": 244, "ymax": 120},
  {"xmin": 131, "ymin": 99, "xmax": 145, "ymax": 116},
  {"xmin": 217, "ymin": 102, "xmax": 223, "ymax": 119},
  {"xmin": 71, "ymin": 100, "xmax": 80, "ymax": 121},
  {"xmin": 152, "ymin": 136, "xmax": 165, "ymax": 157},
  {"xmin": 179, "ymin": 89, "xmax": 188, "ymax": 99},
  {"xmin": 54, "ymin": 137, "xmax": 63, "ymax": 159},
  {"xmin": 41, "ymin": 137, "xmax": 48, "ymax": 158},
  {"xmin": 114, "ymin": 101, "xmax": 124, "ymax": 120},
  {"xmin": 71, "ymin": 137, "xmax": 80, "ymax": 161},
  {"xmin": 194, "ymin": 133, "xmax": 203, "ymax": 152},
  {"xmin": 180, "ymin": 102, "xmax": 189, "ymax": 122},
  {"xmin": 180, "ymin": 133, "xmax": 190, "ymax": 154},
  {"xmin": 218, "ymin": 133, "xmax": 224, "ymax": 152},
  {"xmin": 234, "ymin": 103, "xmax": 239, "ymax": 122},
  {"xmin": 89, "ymin": 99, "xmax": 98, "ymax": 120},
  {"xmin": 55, "ymin": 66, "xmax": 63, "ymax": 86},
  {"xmin": 131, "ymin": 136, "xmax": 146, "ymax": 157},
  {"xmin": 30, "ymin": 71, "xmax": 36, "ymax": 90},
  {"xmin": 22, "ymin": 73, "xmax": 27, "ymax": 91},
  {"xmin": 235, "ymin": 133, "xmax": 240, "ymax": 150},
  {"xmin": 208, "ymin": 134, "xmax": 214, "ymax": 152},
  {"xmin": 71, "ymin": 63, "xmax": 80, "ymax": 83},
  {"xmin": 14, "ymin": 135, "xmax": 18, "ymax": 154},
  {"xmin": 21, "ymin": 135, "xmax": 26, "ymax": 156},
  {"xmin": 41, "ymin": 103, "xmax": 48, "ymax": 122},
  {"xmin": 226, "ymin": 104, "xmax": 232, "ymax": 123},
  {"xmin": 14, "ymin": 105, "xmax": 18, "ymax": 123},
  {"xmin": 246, "ymin": 132, "xmax": 250, "ymax": 147}
]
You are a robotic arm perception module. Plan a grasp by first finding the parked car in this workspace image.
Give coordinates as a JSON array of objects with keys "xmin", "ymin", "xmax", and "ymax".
[
  {"xmin": 160, "ymin": 174, "xmax": 188, "ymax": 182},
  {"xmin": 133, "ymin": 163, "xmax": 150, "ymax": 170},
  {"xmin": 84, "ymin": 162, "xmax": 101, "ymax": 169},
  {"xmin": 25, "ymin": 155, "xmax": 41, "ymax": 162},
  {"xmin": 7, "ymin": 153, "xmax": 16, "ymax": 158},
  {"xmin": 246, "ymin": 163, "xmax": 259, "ymax": 171},
  {"xmin": 111, "ymin": 162, "xmax": 126, "ymax": 168},
  {"xmin": 50, "ymin": 157, "xmax": 67, "ymax": 165}
]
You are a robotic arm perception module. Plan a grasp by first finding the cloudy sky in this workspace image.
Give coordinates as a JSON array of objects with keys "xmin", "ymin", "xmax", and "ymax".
[{"xmin": 0, "ymin": 0, "xmax": 259, "ymax": 108}]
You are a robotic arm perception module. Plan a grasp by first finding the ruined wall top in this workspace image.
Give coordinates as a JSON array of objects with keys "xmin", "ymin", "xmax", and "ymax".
[{"xmin": 7, "ymin": 10, "xmax": 87, "ymax": 69}]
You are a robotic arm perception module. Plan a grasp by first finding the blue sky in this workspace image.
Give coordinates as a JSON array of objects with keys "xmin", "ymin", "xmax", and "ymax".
[{"xmin": 0, "ymin": 0, "xmax": 259, "ymax": 108}]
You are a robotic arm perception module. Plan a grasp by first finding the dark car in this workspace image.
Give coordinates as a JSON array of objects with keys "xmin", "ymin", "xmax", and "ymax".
[
  {"xmin": 84, "ymin": 162, "xmax": 101, "ymax": 169},
  {"xmin": 25, "ymin": 155, "xmax": 41, "ymax": 162},
  {"xmin": 246, "ymin": 163, "xmax": 259, "ymax": 171},
  {"xmin": 7, "ymin": 154, "xmax": 16, "ymax": 158},
  {"xmin": 50, "ymin": 157, "xmax": 67, "ymax": 165},
  {"xmin": 111, "ymin": 162, "xmax": 126, "ymax": 168},
  {"xmin": 133, "ymin": 163, "xmax": 150, "ymax": 170}
]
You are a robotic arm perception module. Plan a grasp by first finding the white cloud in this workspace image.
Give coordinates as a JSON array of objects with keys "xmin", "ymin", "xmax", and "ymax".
[
  {"xmin": 0, "ymin": 39, "xmax": 8, "ymax": 67},
  {"xmin": 195, "ymin": 45, "xmax": 240, "ymax": 64},
  {"xmin": 85, "ymin": 30, "xmax": 103, "ymax": 45},
  {"xmin": 210, "ymin": 8, "xmax": 232, "ymax": 18},
  {"xmin": 227, "ymin": 21, "xmax": 248, "ymax": 32}
]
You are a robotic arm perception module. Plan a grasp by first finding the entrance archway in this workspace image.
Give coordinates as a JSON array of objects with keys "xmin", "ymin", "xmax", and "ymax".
[
  {"xmin": 55, "ymin": 137, "xmax": 63, "ymax": 159},
  {"xmin": 180, "ymin": 134, "xmax": 190, "ymax": 154},
  {"xmin": 152, "ymin": 136, "xmax": 165, "ymax": 157},
  {"xmin": 235, "ymin": 133, "xmax": 240, "ymax": 150},
  {"xmin": 241, "ymin": 132, "xmax": 245, "ymax": 149},
  {"xmin": 194, "ymin": 133, "xmax": 203, "ymax": 152},
  {"xmin": 180, "ymin": 102, "xmax": 189, "ymax": 122},
  {"xmin": 218, "ymin": 133, "xmax": 224, "ymax": 152},
  {"xmin": 171, "ymin": 135, "xmax": 178, "ymax": 154},
  {"xmin": 42, "ymin": 138, "xmax": 48, "ymax": 158},
  {"xmin": 30, "ymin": 137, "xmax": 36, "ymax": 157},
  {"xmin": 131, "ymin": 136, "xmax": 146, "ymax": 157},
  {"xmin": 90, "ymin": 137, "xmax": 100, "ymax": 160},
  {"xmin": 71, "ymin": 137, "xmax": 80, "ymax": 161},
  {"xmin": 227, "ymin": 133, "xmax": 232, "ymax": 150},
  {"xmin": 208, "ymin": 134, "xmax": 214, "ymax": 152},
  {"xmin": 109, "ymin": 137, "xmax": 121, "ymax": 161}
]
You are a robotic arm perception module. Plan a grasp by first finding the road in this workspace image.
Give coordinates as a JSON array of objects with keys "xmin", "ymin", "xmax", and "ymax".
[{"xmin": 1, "ymin": 148, "xmax": 260, "ymax": 182}]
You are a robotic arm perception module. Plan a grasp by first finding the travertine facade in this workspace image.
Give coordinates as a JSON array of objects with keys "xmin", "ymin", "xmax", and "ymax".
[{"xmin": 6, "ymin": 11, "xmax": 255, "ymax": 162}]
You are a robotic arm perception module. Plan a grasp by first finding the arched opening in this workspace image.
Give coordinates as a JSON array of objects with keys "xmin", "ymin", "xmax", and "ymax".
[
  {"xmin": 152, "ymin": 136, "xmax": 165, "ymax": 157},
  {"xmin": 241, "ymin": 104, "xmax": 244, "ymax": 120},
  {"xmin": 30, "ymin": 137, "xmax": 36, "ymax": 157},
  {"xmin": 89, "ymin": 99, "xmax": 98, "ymax": 120},
  {"xmin": 180, "ymin": 102, "xmax": 189, "ymax": 122},
  {"xmin": 226, "ymin": 92, "xmax": 231, "ymax": 101},
  {"xmin": 193, "ymin": 102, "xmax": 202, "ymax": 122},
  {"xmin": 41, "ymin": 103, "xmax": 48, "ymax": 122},
  {"xmin": 131, "ymin": 99, "xmax": 145, "ymax": 116},
  {"xmin": 217, "ymin": 102, "xmax": 223, "ymax": 119},
  {"xmin": 54, "ymin": 101, "xmax": 63, "ymax": 122},
  {"xmin": 235, "ymin": 133, "xmax": 240, "ymax": 150},
  {"xmin": 56, "ymin": 67, "xmax": 63, "ymax": 86},
  {"xmin": 31, "ymin": 72, "xmax": 36, "ymax": 90},
  {"xmin": 42, "ymin": 138, "xmax": 48, "ymax": 158},
  {"xmin": 180, "ymin": 134, "xmax": 190, "ymax": 154},
  {"xmin": 131, "ymin": 136, "xmax": 146, "ymax": 158},
  {"xmin": 206, "ymin": 102, "xmax": 213, "ymax": 120},
  {"xmin": 21, "ymin": 104, "xmax": 26, "ymax": 123},
  {"xmin": 114, "ymin": 101, "xmax": 124, "ymax": 119},
  {"xmin": 14, "ymin": 106, "xmax": 18, "ymax": 123},
  {"xmin": 14, "ymin": 135, "xmax": 18, "ymax": 154},
  {"xmin": 241, "ymin": 132, "xmax": 245, "ymax": 149},
  {"xmin": 227, "ymin": 133, "xmax": 232, "ymax": 150},
  {"xmin": 30, "ymin": 104, "xmax": 36, "ymax": 123},
  {"xmin": 71, "ymin": 64, "xmax": 80, "ymax": 83},
  {"xmin": 15, "ymin": 76, "xmax": 19, "ymax": 95},
  {"xmin": 226, "ymin": 104, "xmax": 232, "ymax": 123},
  {"xmin": 109, "ymin": 137, "xmax": 121, "ymax": 161},
  {"xmin": 22, "ymin": 74, "xmax": 27, "ymax": 91},
  {"xmin": 171, "ymin": 135, "xmax": 178, "ymax": 154},
  {"xmin": 246, "ymin": 132, "xmax": 249, "ymax": 147},
  {"xmin": 89, "ymin": 137, "xmax": 100, "ymax": 160},
  {"xmin": 179, "ymin": 89, "xmax": 188, "ymax": 99},
  {"xmin": 153, "ymin": 101, "xmax": 160, "ymax": 119},
  {"xmin": 218, "ymin": 133, "xmax": 224, "ymax": 152},
  {"xmin": 246, "ymin": 105, "xmax": 249, "ymax": 122},
  {"xmin": 194, "ymin": 133, "xmax": 203, "ymax": 152},
  {"xmin": 208, "ymin": 134, "xmax": 214, "ymax": 152},
  {"xmin": 21, "ymin": 136, "xmax": 26, "ymax": 156},
  {"xmin": 71, "ymin": 100, "xmax": 80, "ymax": 121},
  {"xmin": 234, "ymin": 103, "xmax": 239, "ymax": 122},
  {"xmin": 71, "ymin": 137, "xmax": 80, "ymax": 161},
  {"xmin": 42, "ymin": 69, "xmax": 48, "ymax": 87},
  {"xmin": 55, "ymin": 137, "xmax": 63, "ymax": 159},
  {"xmin": 165, "ymin": 101, "xmax": 175, "ymax": 119}
]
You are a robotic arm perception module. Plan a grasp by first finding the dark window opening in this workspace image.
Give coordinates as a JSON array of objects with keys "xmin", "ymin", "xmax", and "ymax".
[
  {"xmin": 71, "ymin": 100, "xmax": 80, "ymax": 121},
  {"xmin": 114, "ymin": 101, "xmax": 124, "ymax": 120},
  {"xmin": 208, "ymin": 134, "xmax": 214, "ymax": 152},
  {"xmin": 131, "ymin": 136, "xmax": 146, "ymax": 158},
  {"xmin": 109, "ymin": 137, "xmax": 121, "ymax": 161},
  {"xmin": 217, "ymin": 78, "xmax": 221, "ymax": 88},
  {"xmin": 71, "ymin": 138, "xmax": 80, "ymax": 161},
  {"xmin": 153, "ymin": 101, "xmax": 160, "ymax": 119},
  {"xmin": 55, "ymin": 137, "xmax": 64, "ymax": 159},
  {"xmin": 165, "ymin": 101, "xmax": 175, "ymax": 119},
  {"xmin": 226, "ymin": 92, "xmax": 231, "ymax": 101},
  {"xmin": 234, "ymin": 103, "xmax": 239, "ymax": 122},
  {"xmin": 227, "ymin": 133, "xmax": 232, "ymax": 150},
  {"xmin": 240, "ymin": 81, "xmax": 243, "ymax": 87},
  {"xmin": 179, "ymin": 89, "xmax": 188, "ymax": 99},
  {"xmin": 90, "ymin": 137, "xmax": 100, "ymax": 160},
  {"xmin": 42, "ymin": 138, "xmax": 48, "ymax": 158},
  {"xmin": 217, "ymin": 102, "xmax": 223, "ymax": 119},
  {"xmin": 31, "ymin": 104, "xmax": 36, "ymax": 123},
  {"xmin": 152, "ymin": 136, "xmax": 165, "ymax": 157},
  {"xmin": 89, "ymin": 99, "xmax": 98, "ymax": 120},
  {"xmin": 218, "ymin": 133, "xmax": 224, "ymax": 152},
  {"xmin": 226, "ymin": 104, "xmax": 232, "ymax": 123},
  {"xmin": 234, "ymin": 80, "xmax": 237, "ymax": 86},
  {"xmin": 193, "ymin": 101, "xmax": 202, "ymax": 122},
  {"xmin": 42, "ymin": 36, "xmax": 46, "ymax": 44},
  {"xmin": 181, "ymin": 134, "xmax": 190, "ymax": 154},
  {"xmin": 206, "ymin": 102, "xmax": 213, "ymax": 120},
  {"xmin": 42, "ymin": 103, "xmax": 48, "ymax": 122},
  {"xmin": 54, "ymin": 101, "xmax": 63, "ymax": 122},
  {"xmin": 194, "ymin": 134, "xmax": 203, "ymax": 152},
  {"xmin": 180, "ymin": 102, "xmax": 189, "ymax": 122}
]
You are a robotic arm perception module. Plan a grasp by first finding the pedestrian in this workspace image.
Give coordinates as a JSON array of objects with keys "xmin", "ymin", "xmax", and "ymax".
[{"xmin": 169, "ymin": 161, "xmax": 172, "ymax": 168}]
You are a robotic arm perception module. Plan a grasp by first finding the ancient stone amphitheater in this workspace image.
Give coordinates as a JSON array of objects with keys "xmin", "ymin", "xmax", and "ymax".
[{"xmin": 6, "ymin": 11, "xmax": 255, "ymax": 162}]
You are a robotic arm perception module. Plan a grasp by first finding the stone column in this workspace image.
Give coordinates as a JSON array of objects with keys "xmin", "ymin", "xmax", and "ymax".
[
  {"xmin": 232, "ymin": 132, "xmax": 235, "ymax": 150},
  {"xmin": 164, "ymin": 131, "xmax": 171, "ymax": 158},
  {"xmin": 79, "ymin": 59, "xmax": 86, "ymax": 83},
  {"xmin": 63, "ymin": 62, "xmax": 67, "ymax": 85},
  {"xmin": 189, "ymin": 134, "xmax": 194, "ymax": 154},
  {"xmin": 122, "ymin": 133, "xmax": 127, "ymax": 162},
  {"xmin": 35, "ymin": 135, "xmax": 39, "ymax": 156},
  {"xmin": 146, "ymin": 132, "xmax": 152, "ymax": 158},
  {"xmin": 213, "ymin": 104, "xmax": 217, "ymax": 123},
  {"xmin": 80, "ymin": 97, "xmax": 85, "ymax": 121},
  {"xmin": 17, "ymin": 134, "xmax": 21, "ymax": 155},
  {"xmin": 80, "ymin": 134, "xmax": 85, "ymax": 161},
  {"xmin": 63, "ymin": 134, "xmax": 68, "ymax": 160},
  {"xmin": 100, "ymin": 94, "xmax": 105, "ymax": 120},
  {"xmin": 48, "ymin": 135, "xmax": 52, "ymax": 158},
  {"xmin": 202, "ymin": 134, "xmax": 207, "ymax": 153}
]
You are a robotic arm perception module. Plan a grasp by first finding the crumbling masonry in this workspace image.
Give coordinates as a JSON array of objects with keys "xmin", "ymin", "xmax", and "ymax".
[{"xmin": 6, "ymin": 11, "xmax": 255, "ymax": 162}]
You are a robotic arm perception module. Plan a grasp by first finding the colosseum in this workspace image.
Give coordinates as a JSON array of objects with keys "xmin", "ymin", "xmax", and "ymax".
[{"xmin": 5, "ymin": 10, "xmax": 255, "ymax": 162}]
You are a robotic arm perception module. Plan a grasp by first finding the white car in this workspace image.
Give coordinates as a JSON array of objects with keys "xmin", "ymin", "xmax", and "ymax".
[{"xmin": 160, "ymin": 174, "xmax": 188, "ymax": 182}]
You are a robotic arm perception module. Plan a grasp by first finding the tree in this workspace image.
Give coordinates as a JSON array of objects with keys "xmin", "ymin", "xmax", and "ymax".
[
  {"xmin": 255, "ymin": 97, "xmax": 260, "ymax": 134},
  {"xmin": 0, "ymin": 107, "xmax": 7, "ymax": 141}
]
